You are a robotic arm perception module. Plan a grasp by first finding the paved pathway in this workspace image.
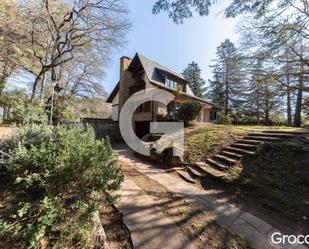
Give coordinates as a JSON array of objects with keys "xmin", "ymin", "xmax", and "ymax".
[
  {"xmin": 115, "ymin": 177, "xmax": 195, "ymax": 249},
  {"xmin": 115, "ymin": 146, "xmax": 308, "ymax": 249}
]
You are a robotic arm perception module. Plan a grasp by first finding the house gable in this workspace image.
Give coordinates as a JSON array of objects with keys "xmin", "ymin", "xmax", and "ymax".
[{"xmin": 106, "ymin": 52, "xmax": 216, "ymax": 107}]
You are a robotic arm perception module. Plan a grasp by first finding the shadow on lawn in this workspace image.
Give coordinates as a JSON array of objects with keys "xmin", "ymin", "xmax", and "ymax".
[{"xmin": 217, "ymin": 142, "xmax": 309, "ymax": 233}]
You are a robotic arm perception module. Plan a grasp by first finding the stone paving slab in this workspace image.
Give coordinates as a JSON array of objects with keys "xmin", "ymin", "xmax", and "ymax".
[
  {"xmin": 114, "ymin": 177, "xmax": 195, "ymax": 249},
  {"xmin": 116, "ymin": 148, "xmax": 308, "ymax": 249}
]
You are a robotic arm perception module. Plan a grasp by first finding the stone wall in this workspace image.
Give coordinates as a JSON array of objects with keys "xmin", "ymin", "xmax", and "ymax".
[{"xmin": 82, "ymin": 118, "xmax": 121, "ymax": 143}]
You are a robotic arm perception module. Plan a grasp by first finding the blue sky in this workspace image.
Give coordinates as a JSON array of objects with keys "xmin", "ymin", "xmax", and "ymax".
[
  {"xmin": 104, "ymin": 0, "xmax": 239, "ymax": 93},
  {"xmin": 6, "ymin": 1, "xmax": 239, "ymax": 95}
]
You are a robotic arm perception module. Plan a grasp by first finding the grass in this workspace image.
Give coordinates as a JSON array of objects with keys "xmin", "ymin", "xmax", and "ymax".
[
  {"xmin": 185, "ymin": 123, "xmax": 309, "ymax": 224},
  {"xmin": 184, "ymin": 123, "xmax": 308, "ymax": 163},
  {"xmin": 184, "ymin": 125, "xmax": 246, "ymax": 163}
]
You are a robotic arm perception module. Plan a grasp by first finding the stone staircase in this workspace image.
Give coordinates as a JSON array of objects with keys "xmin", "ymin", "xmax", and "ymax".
[{"xmin": 176, "ymin": 130, "xmax": 305, "ymax": 183}]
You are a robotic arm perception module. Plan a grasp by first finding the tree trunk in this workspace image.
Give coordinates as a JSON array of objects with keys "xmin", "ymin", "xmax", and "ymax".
[
  {"xmin": 0, "ymin": 61, "xmax": 12, "ymax": 97},
  {"xmin": 285, "ymin": 49, "xmax": 292, "ymax": 126},
  {"xmin": 40, "ymin": 72, "xmax": 46, "ymax": 98},
  {"xmin": 0, "ymin": 75, "xmax": 6, "ymax": 97},
  {"xmin": 294, "ymin": 47, "xmax": 304, "ymax": 128},
  {"xmin": 294, "ymin": 74, "xmax": 303, "ymax": 127},
  {"xmin": 256, "ymin": 87, "xmax": 260, "ymax": 125},
  {"xmin": 264, "ymin": 81, "xmax": 270, "ymax": 125},
  {"xmin": 225, "ymin": 57, "xmax": 229, "ymax": 116},
  {"xmin": 225, "ymin": 81, "xmax": 228, "ymax": 116},
  {"xmin": 31, "ymin": 74, "xmax": 42, "ymax": 101},
  {"xmin": 286, "ymin": 81, "xmax": 292, "ymax": 126}
]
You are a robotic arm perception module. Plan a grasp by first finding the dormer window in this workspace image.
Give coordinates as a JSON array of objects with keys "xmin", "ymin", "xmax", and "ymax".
[
  {"xmin": 166, "ymin": 78, "xmax": 175, "ymax": 88},
  {"xmin": 165, "ymin": 77, "xmax": 184, "ymax": 91}
]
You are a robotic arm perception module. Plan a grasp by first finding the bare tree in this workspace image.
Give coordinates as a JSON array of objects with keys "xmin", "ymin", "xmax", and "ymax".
[
  {"xmin": 1, "ymin": 0, "xmax": 129, "ymax": 100},
  {"xmin": 0, "ymin": 0, "xmax": 30, "ymax": 95},
  {"xmin": 60, "ymin": 51, "xmax": 108, "ymax": 98}
]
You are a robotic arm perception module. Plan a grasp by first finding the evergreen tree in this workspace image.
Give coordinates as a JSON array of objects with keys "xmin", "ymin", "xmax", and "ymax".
[
  {"xmin": 207, "ymin": 69, "xmax": 224, "ymax": 108},
  {"xmin": 208, "ymin": 39, "xmax": 244, "ymax": 116},
  {"xmin": 182, "ymin": 61, "xmax": 206, "ymax": 98}
]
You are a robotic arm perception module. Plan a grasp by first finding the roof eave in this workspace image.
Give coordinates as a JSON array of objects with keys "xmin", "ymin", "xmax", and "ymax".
[
  {"xmin": 148, "ymin": 80, "xmax": 217, "ymax": 107},
  {"xmin": 106, "ymin": 82, "xmax": 119, "ymax": 103}
]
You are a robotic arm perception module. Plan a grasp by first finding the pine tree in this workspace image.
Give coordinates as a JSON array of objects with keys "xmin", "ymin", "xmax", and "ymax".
[
  {"xmin": 182, "ymin": 61, "xmax": 206, "ymax": 98},
  {"xmin": 207, "ymin": 68, "xmax": 224, "ymax": 108},
  {"xmin": 208, "ymin": 39, "xmax": 244, "ymax": 116}
]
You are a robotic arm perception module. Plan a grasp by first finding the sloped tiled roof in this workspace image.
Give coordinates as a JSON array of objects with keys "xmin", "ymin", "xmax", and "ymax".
[
  {"xmin": 136, "ymin": 52, "xmax": 186, "ymax": 84},
  {"xmin": 135, "ymin": 53, "xmax": 214, "ymax": 105}
]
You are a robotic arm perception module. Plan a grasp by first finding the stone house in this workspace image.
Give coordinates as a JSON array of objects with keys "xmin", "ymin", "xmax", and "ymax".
[{"xmin": 107, "ymin": 53, "xmax": 218, "ymax": 138}]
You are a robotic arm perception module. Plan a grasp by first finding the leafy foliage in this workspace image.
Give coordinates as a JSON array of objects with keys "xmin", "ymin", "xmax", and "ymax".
[
  {"xmin": 152, "ymin": 0, "xmax": 275, "ymax": 23},
  {"xmin": 216, "ymin": 111, "xmax": 233, "ymax": 125},
  {"xmin": 52, "ymin": 97, "xmax": 76, "ymax": 123},
  {"xmin": 152, "ymin": 0, "xmax": 212, "ymax": 24},
  {"xmin": 176, "ymin": 102, "xmax": 202, "ymax": 126},
  {"xmin": 11, "ymin": 98, "xmax": 48, "ymax": 125},
  {"xmin": 0, "ymin": 125, "xmax": 123, "ymax": 248}
]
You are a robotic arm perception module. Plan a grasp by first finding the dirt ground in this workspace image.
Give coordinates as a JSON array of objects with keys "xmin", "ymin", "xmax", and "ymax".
[
  {"xmin": 99, "ymin": 204, "xmax": 133, "ymax": 249},
  {"xmin": 120, "ymin": 162, "xmax": 252, "ymax": 249}
]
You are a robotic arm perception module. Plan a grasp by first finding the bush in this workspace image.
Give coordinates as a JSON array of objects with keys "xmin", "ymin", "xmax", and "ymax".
[
  {"xmin": 11, "ymin": 98, "xmax": 48, "ymax": 125},
  {"xmin": 0, "ymin": 125, "xmax": 123, "ymax": 248},
  {"xmin": 53, "ymin": 97, "xmax": 76, "ymax": 124},
  {"xmin": 216, "ymin": 111, "xmax": 233, "ymax": 125},
  {"xmin": 176, "ymin": 102, "xmax": 202, "ymax": 126}
]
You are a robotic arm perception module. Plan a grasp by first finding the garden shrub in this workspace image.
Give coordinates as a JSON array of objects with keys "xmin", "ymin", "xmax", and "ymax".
[
  {"xmin": 11, "ymin": 98, "xmax": 48, "ymax": 125},
  {"xmin": 216, "ymin": 111, "xmax": 233, "ymax": 125},
  {"xmin": 0, "ymin": 124, "xmax": 123, "ymax": 248},
  {"xmin": 53, "ymin": 97, "xmax": 76, "ymax": 124},
  {"xmin": 176, "ymin": 102, "xmax": 202, "ymax": 126}
]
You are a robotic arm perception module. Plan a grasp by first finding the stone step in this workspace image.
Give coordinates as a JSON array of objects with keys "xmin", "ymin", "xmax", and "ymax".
[
  {"xmin": 248, "ymin": 133, "xmax": 293, "ymax": 138},
  {"xmin": 262, "ymin": 130, "xmax": 305, "ymax": 135},
  {"xmin": 224, "ymin": 146, "xmax": 256, "ymax": 155},
  {"xmin": 221, "ymin": 150, "xmax": 243, "ymax": 159},
  {"xmin": 186, "ymin": 165, "xmax": 202, "ymax": 178},
  {"xmin": 238, "ymin": 139, "xmax": 264, "ymax": 145},
  {"xmin": 303, "ymin": 137, "xmax": 309, "ymax": 144},
  {"xmin": 176, "ymin": 169, "xmax": 197, "ymax": 184},
  {"xmin": 244, "ymin": 136, "xmax": 282, "ymax": 142},
  {"xmin": 206, "ymin": 158, "xmax": 229, "ymax": 170},
  {"xmin": 231, "ymin": 143, "xmax": 258, "ymax": 151},
  {"xmin": 194, "ymin": 162, "xmax": 227, "ymax": 179},
  {"xmin": 214, "ymin": 154, "xmax": 237, "ymax": 165}
]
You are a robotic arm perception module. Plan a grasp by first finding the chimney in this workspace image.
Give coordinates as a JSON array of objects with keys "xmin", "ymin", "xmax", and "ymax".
[
  {"xmin": 118, "ymin": 56, "xmax": 132, "ymax": 116},
  {"xmin": 120, "ymin": 56, "xmax": 131, "ymax": 75}
]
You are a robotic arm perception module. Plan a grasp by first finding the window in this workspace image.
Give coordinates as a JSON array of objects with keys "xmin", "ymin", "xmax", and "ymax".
[
  {"xmin": 165, "ymin": 77, "xmax": 183, "ymax": 90},
  {"xmin": 135, "ymin": 101, "xmax": 152, "ymax": 113}
]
